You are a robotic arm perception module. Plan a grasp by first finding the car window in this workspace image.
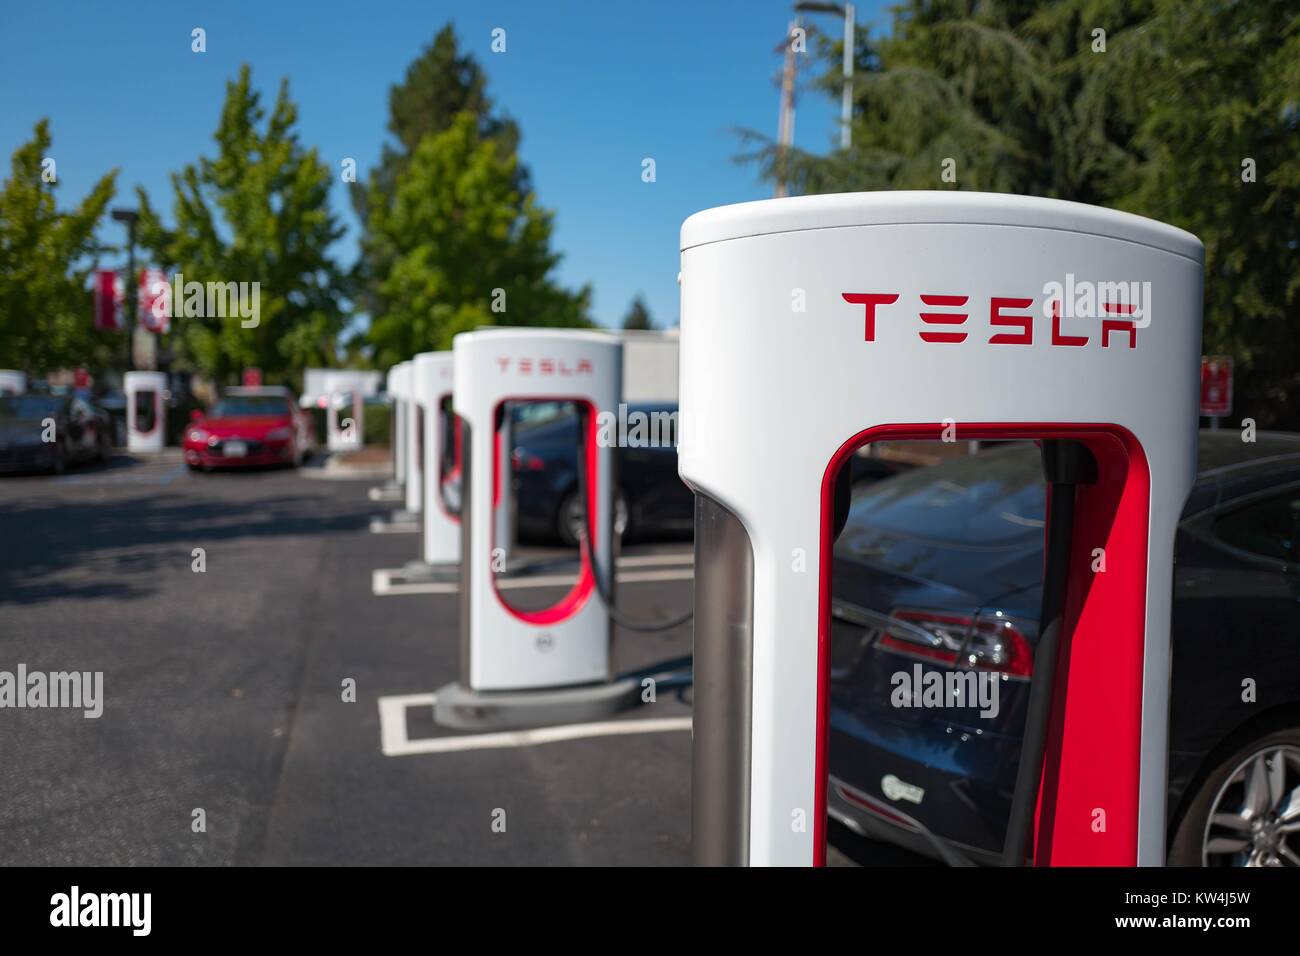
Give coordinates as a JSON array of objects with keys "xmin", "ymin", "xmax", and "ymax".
[
  {"xmin": 0, "ymin": 396, "xmax": 60, "ymax": 421},
  {"xmin": 1211, "ymin": 489, "xmax": 1300, "ymax": 564},
  {"xmin": 211, "ymin": 396, "xmax": 291, "ymax": 417},
  {"xmin": 846, "ymin": 443, "xmax": 1045, "ymax": 547}
]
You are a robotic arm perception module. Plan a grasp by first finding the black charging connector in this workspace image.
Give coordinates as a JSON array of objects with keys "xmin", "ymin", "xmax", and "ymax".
[
  {"xmin": 1000, "ymin": 438, "xmax": 1099, "ymax": 866},
  {"xmin": 572, "ymin": 406, "xmax": 693, "ymax": 633}
]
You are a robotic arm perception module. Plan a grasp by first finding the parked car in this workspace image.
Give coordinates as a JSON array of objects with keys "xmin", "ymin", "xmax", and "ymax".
[
  {"xmin": 510, "ymin": 401, "xmax": 693, "ymax": 544},
  {"xmin": 828, "ymin": 432, "xmax": 1300, "ymax": 867},
  {"xmin": 0, "ymin": 393, "xmax": 113, "ymax": 474},
  {"xmin": 184, "ymin": 386, "xmax": 313, "ymax": 470}
]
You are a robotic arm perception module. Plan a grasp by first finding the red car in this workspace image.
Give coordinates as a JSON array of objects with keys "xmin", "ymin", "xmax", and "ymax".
[{"xmin": 184, "ymin": 386, "xmax": 314, "ymax": 470}]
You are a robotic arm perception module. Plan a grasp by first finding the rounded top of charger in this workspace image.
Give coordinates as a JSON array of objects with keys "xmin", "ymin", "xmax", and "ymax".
[
  {"xmin": 680, "ymin": 191, "xmax": 1203, "ymax": 262},
  {"xmin": 123, "ymin": 370, "xmax": 167, "ymax": 387},
  {"xmin": 454, "ymin": 327, "xmax": 623, "ymax": 347}
]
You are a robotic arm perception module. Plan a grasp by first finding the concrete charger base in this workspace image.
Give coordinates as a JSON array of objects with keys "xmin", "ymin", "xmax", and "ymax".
[
  {"xmin": 393, "ymin": 560, "xmax": 459, "ymax": 584},
  {"xmin": 367, "ymin": 481, "xmax": 404, "ymax": 502},
  {"xmin": 432, "ymin": 676, "xmax": 646, "ymax": 731}
]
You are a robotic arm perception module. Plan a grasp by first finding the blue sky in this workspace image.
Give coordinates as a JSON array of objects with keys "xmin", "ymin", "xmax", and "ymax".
[{"xmin": 1, "ymin": 0, "xmax": 889, "ymax": 332}]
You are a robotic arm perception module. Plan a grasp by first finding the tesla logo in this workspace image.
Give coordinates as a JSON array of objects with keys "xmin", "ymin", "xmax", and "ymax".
[
  {"xmin": 495, "ymin": 357, "xmax": 594, "ymax": 375},
  {"xmin": 842, "ymin": 292, "xmax": 1138, "ymax": 350}
]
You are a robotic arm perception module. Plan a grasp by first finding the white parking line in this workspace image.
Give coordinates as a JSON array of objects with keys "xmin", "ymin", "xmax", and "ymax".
[
  {"xmin": 371, "ymin": 565, "xmax": 694, "ymax": 596},
  {"xmin": 369, "ymin": 519, "xmax": 420, "ymax": 534},
  {"xmin": 377, "ymin": 692, "xmax": 691, "ymax": 757},
  {"xmin": 612, "ymin": 552, "xmax": 694, "ymax": 568}
]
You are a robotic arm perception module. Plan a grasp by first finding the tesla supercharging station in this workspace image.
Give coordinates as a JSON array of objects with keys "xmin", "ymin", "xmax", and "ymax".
[
  {"xmin": 123, "ymin": 371, "xmax": 167, "ymax": 453},
  {"xmin": 369, "ymin": 363, "xmax": 408, "ymax": 503},
  {"xmin": 678, "ymin": 192, "xmax": 1204, "ymax": 867},
  {"xmin": 402, "ymin": 358, "xmax": 422, "ymax": 518},
  {"xmin": 433, "ymin": 328, "xmax": 627, "ymax": 729},
  {"xmin": 327, "ymin": 388, "xmax": 364, "ymax": 452},
  {"xmin": 373, "ymin": 359, "xmax": 423, "ymax": 532},
  {"xmin": 395, "ymin": 350, "xmax": 460, "ymax": 579}
]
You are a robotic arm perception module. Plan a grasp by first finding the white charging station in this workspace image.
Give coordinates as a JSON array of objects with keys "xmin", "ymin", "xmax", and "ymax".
[
  {"xmin": 401, "ymin": 358, "xmax": 422, "ymax": 517},
  {"xmin": 0, "ymin": 370, "xmax": 26, "ymax": 396},
  {"xmin": 366, "ymin": 361, "xmax": 405, "ymax": 504},
  {"xmin": 123, "ymin": 370, "xmax": 167, "ymax": 454},
  {"xmin": 414, "ymin": 351, "xmax": 460, "ymax": 566},
  {"xmin": 391, "ymin": 364, "xmax": 406, "ymax": 486},
  {"xmin": 679, "ymin": 192, "xmax": 1203, "ymax": 867},
  {"xmin": 433, "ymin": 328, "xmax": 628, "ymax": 728},
  {"xmin": 369, "ymin": 363, "xmax": 407, "ymax": 503},
  {"xmin": 326, "ymin": 388, "xmax": 363, "ymax": 452}
]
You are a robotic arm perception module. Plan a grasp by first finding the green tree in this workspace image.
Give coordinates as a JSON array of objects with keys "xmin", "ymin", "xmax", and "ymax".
[
  {"xmin": 351, "ymin": 24, "xmax": 526, "ymax": 320},
  {"xmin": 1110, "ymin": 0, "xmax": 1300, "ymax": 425},
  {"xmin": 0, "ymin": 120, "xmax": 116, "ymax": 372},
  {"xmin": 621, "ymin": 295, "xmax": 654, "ymax": 330},
  {"xmin": 136, "ymin": 65, "xmax": 345, "ymax": 387},
  {"xmin": 742, "ymin": 0, "xmax": 1150, "ymax": 200},
  {"xmin": 365, "ymin": 113, "xmax": 590, "ymax": 367},
  {"xmin": 746, "ymin": 0, "xmax": 1300, "ymax": 425}
]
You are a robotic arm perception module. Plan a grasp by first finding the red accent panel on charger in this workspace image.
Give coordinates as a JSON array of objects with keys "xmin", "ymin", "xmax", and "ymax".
[{"xmin": 818, "ymin": 422, "xmax": 1149, "ymax": 868}]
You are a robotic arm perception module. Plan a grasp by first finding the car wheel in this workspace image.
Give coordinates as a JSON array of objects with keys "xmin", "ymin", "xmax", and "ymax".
[
  {"xmin": 556, "ymin": 489, "xmax": 628, "ymax": 547},
  {"xmin": 1169, "ymin": 729, "xmax": 1300, "ymax": 867}
]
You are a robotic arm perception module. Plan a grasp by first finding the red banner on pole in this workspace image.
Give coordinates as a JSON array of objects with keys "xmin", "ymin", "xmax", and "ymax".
[
  {"xmin": 93, "ymin": 269, "xmax": 122, "ymax": 331},
  {"xmin": 1200, "ymin": 356, "xmax": 1233, "ymax": 417}
]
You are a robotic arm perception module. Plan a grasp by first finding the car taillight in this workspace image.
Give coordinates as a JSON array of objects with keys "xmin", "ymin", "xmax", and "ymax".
[
  {"xmin": 511, "ymin": 449, "xmax": 544, "ymax": 471},
  {"xmin": 878, "ymin": 609, "xmax": 1032, "ymax": 678}
]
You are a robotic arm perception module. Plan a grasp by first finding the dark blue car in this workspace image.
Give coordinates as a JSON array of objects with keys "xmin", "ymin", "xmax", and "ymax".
[
  {"xmin": 829, "ymin": 432, "xmax": 1300, "ymax": 867},
  {"xmin": 509, "ymin": 401, "xmax": 693, "ymax": 545}
]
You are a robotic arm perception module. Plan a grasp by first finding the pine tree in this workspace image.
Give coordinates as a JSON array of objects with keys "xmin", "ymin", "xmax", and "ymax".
[{"xmin": 622, "ymin": 296, "xmax": 654, "ymax": 330}]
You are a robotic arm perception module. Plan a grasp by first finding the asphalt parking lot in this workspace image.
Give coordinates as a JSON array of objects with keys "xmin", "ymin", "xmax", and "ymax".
[{"xmin": 0, "ymin": 452, "xmax": 922, "ymax": 866}]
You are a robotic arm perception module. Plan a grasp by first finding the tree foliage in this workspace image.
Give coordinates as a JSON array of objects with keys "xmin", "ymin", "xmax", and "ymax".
[
  {"xmin": 365, "ymin": 113, "xmax": 590, "ymax": 366},
  {"xmin": 0, "ymin": 120, "xmax": 117, "ymax": 373},
  {"xmin": 622, "ymin": 295, "xmax": 654, "ymax": 330},
  {"xmin": 350, "ymin": 24, "xmax": 526, "ymax": 322},
  {"xmin": 136, "ymin": 65, "xmax": 345, "ymax": 386},
  {"xmin": 356, "ymin": 25, "xmax": 590, "ymax": 366},
  {"xmin": 747, "ymin": 0, "xmax": 1300, "ymax": 424}
]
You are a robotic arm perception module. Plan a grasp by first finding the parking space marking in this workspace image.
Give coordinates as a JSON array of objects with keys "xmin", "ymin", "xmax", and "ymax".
[
  {"xmin": 369, "ymin": 519, "xmax": 420, "ymax": 534},
  {"xmin": 377, "ymin": 692, "xmax": 691, "ymax": 757},
  {"xmin": 611, "ymin": 552, "xmax": 693, "ymax": 567},
  {"xmin": 371, "ymin": 565, "xmax": 694, "ymax": 596}
]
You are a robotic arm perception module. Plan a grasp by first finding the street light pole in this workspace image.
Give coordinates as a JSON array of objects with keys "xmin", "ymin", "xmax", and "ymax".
[
  {"xmin": 840, "ymin": 4, "xmax": 855, "ymax": 150},
  {"xmin": 111, "ymin": 208, "xmax": 139, "ymax": 372},
  {"xmin": 775, "ymin": 18, "xmax": 801, "ymax": 199},
  {"xmin": 795, "ymin": 2, "xmax": 856, "ymax": 150}
]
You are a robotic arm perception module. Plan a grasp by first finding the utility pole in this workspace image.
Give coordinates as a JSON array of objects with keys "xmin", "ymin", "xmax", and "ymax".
[
  {"xmin": 775, "ymin": 18, "xmax": 801, "ymax": 199},
  {"xmin": 111, "ymin": 208, "xmax": 139, "ymax": 371},
  {"xmin": 796, "ymin": 2, "xmax": 856, "ymax": 150}
]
